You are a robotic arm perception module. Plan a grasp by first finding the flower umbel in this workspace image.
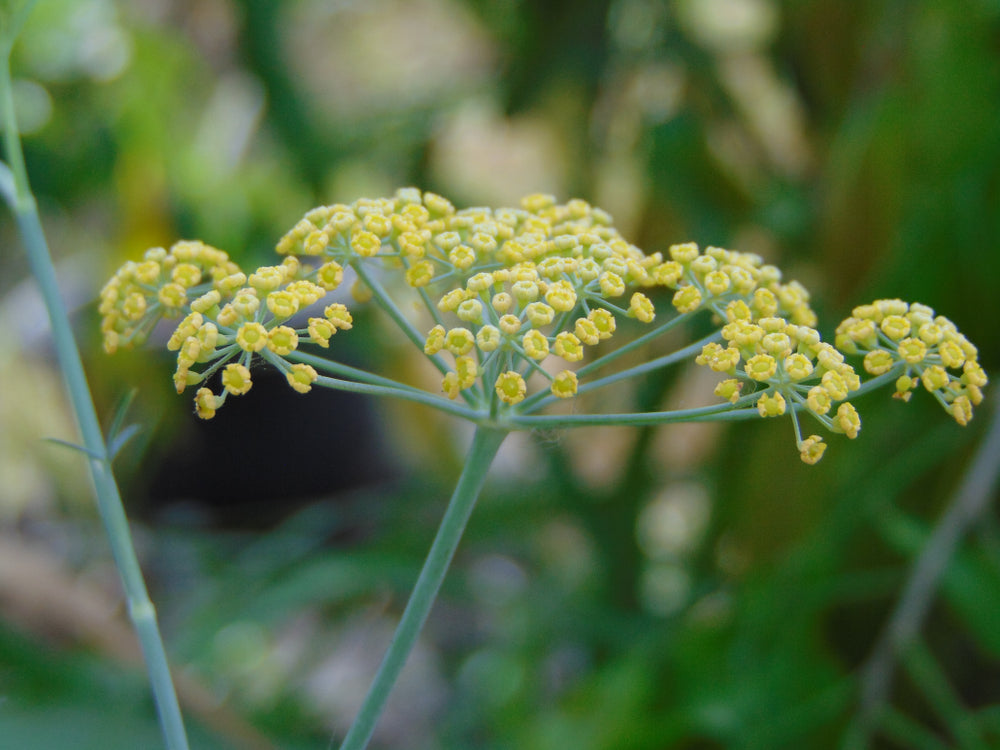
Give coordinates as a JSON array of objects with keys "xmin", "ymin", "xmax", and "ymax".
[
  {"xmin": 101, "ymin": 189, "xmax": 986, "ymax": 463},
  {"xmin": 836, "ymin": 299, "xmax": 988, "ymax": 425}
]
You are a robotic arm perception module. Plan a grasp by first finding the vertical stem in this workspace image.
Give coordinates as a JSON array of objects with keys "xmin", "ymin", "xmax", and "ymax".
[
  {"xmin": 337, "ymin": 426, "xmax": 508, "ymax": 750},
  {"xmin": 1, "ymin": 51, "xmax": 189, "ymax": 750}
]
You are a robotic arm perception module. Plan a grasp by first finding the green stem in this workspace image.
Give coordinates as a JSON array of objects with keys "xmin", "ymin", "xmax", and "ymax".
[
  {"xmin": 263, "ymin": 351, "xmax": 487, "ymax": 422},
  {"xmin": 351, "ymin": 260, "xmax": 449, "ymax": 375},
  {"xmin": 0, "ymin": 49, "xmax": 188, "ymax": 750},
  {"xmin": 336, "ymin": 426, "xmax": 507, "ymax": 750},
  {"xmin": 575, "ymin": 310, "xmax": 693, "ymax": 378},
  {"xmin": 521, "ymin": 332, "xmax": 719, "ymax": 414},
  {"xmin": 505, "ymin": 402, "xmax": 765, "ymax": 429}
]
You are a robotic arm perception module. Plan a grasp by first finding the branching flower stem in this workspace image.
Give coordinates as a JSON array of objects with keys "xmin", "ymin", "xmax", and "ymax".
[
  {"xmin": 0, "ymin": 27, "xmax": 189, "ymax": 750},
  {"xmin": 335, "ymin": 425, "xmax": 508, "ymax": 750}
]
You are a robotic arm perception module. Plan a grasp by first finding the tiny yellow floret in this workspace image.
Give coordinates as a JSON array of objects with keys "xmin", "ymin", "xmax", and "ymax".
[
  {"xmin": 316, "ymin": 261, "xmax": 344, "ymax": 290},
  {"xmin": 445, "ymin": 327, "xmax": 476, "ymax": 356},
  {"xmin": 757, "ymin": 391, "xmax": 786, "ymax": 417},
  {"xmin": 495, "ymin": 371, "xmax": 527, "ymax": 405},
  {"xmin": 551, "ymin": 370, "xmax": 578, "ymax": 398},
  {"xmin": 522, "ymin": 329, "xmax": 550, "ymax": 360},
  {"xmin": 745, "ymin": 354, "xmax": 777, "ymax": 381},
  {"xmin": 863, "ymin": 350, "xmax": 895, "ymax": 376},
  {"xmin": 268, "ymin": 326, "xmax": 299, "ymax": 355},
  {"xmin": 798, "ymin": 435, "xmax": 826, "ymax": 465},
  {"xmin": 627, "ymin": 292, "xmax": 655, "ymax": 323},
  {"xmin": 324, "ymin": 303, "xmax": 354, "ymax": 330},
  {"xmin": 287, "ymin": 363, "xmax": 319, "ymax": 393},
  {"xmin": 351, "ymin": 230, "xmax": 383, "ymax": 257},
  {"xmin": 424, "ymin": 324, "xmax": 446, "ymax": 355},
  {"xmin": 672, "ymin": 285, "xmax": 703, "ymax": 314},
  {"xmin": 835, "ymin": 402, "xmax": 861, "ymax": 439},
  {"xmin": 194, "ymin": 388, "xmax": 222, "ymax": 420},
  {"xmin": 222, "ymin": 363, "xmax": 253, "ymax": 395},
  {"xmin": 554, "ymin": 332, "xmax": 584, "ymax": 362},
  {"xmin": 266, "ymin": 290, "xmax": 299, "ymax": 319},
  {"xmin": 308, "ymin": 317, "xmax": 336, "ymax": 347},
  {"xmin": 714, "ymin": 378, "xmax": 742, "ymax": 403},
  {"xmin": 236, "ymin": 322, "xmax": 269, "ymax": 353}
]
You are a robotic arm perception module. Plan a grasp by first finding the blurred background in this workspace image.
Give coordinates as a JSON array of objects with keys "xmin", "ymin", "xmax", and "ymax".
[{"xmin": 1, "ymin": 0, "xmax": 999, "ymax": 748}]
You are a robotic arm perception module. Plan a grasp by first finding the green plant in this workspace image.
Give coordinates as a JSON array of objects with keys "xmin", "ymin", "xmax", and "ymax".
[{"xmin": 97, "ymin": 187, "xmax": 987, "ymax": 749}]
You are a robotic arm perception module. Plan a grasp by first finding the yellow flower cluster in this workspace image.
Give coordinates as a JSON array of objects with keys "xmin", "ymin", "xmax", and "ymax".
[
  {"xmin": 272, "ymin": 189, "xmax": 823, "ymax": 407},
  {"xmin": 99, "ymin": 189, "xmax": 986, "ymax": 463},
  {"xmin": 697, "ymin": 298, "xmax": 862, "ymax": 463},
  {"xmin": 274, "ymin": 188, "xmax": 671, "ymax": 404},
  {"xmin": 835, "ymin": 299, "xmax": 988, "ymax": 425},
  {"xmin": 99, "ymin": 240, "xmax": 343, "ymax": 418},
  {"xmin": 653, "ymin": 242, "xmax": 817, "ymax": 327}
]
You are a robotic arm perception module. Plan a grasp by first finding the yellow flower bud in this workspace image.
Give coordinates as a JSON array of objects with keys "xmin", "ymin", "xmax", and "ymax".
[
  {"xmin": 834, "ymin": 402, "xmax": 861, "ymax": 439},
  {"xmin": 627, "ymin": 292, "xmax": 655, "ymax": 323},
  {"xmin": 457, "ymin": 299, "xmax": 484, "ymax": 323},
  {"xmin": 268, "ymin": 326, "xmax": 299, "ymax": 355},
  {"xmin": 249, "ymin": 266, "xmax": 284, "ymax": 292},
  {"xmin": 522, "ymin": 330, "xmax": 549, "ymax": 360},
  {"xmin": 551, "ymin": 370, "xmax": 578, "ymax": 398},
  {"xmin": 798, "ymin": 435, "xmax": 826, "ymax": 464},
  {"xmin": 921, "ymin": 365, "xmax": 949, "ymax": 392},
  {"xmin": 582, "ymin": 309, "xmax": 612, "ymax": 340},
  {"xmin": 495, "ymin": 371, "xmax": 527, "ymax": 404},
  {"xmin": 287, "ymin": 363, "xmax": 319, "ymax": 394},
  {"xmin": 757, "ymin": 391, "xmax": 786, "ymax": 417},
  {"xmin": 236, "ymin": 322, "xmax": 269, "ymax": 352},
  {"xmin": 672, "ymin": 285, "xmax": 702, "ymax": 314},
  {"xmin": 351, "ymin": 230, "xmax": 382, "ymax": 257},
  {"xmin": 476, "ymin": 325, "xmax": 501, "ymax": 352},
  {"xmin": 669, "ymin": 242, "xmax": 699, "ymax": 263},
  {"xmin": 266, "ymin": 291, "xmax": 299, "ymax": 319},
  {"xmin": 783, "ymin": 353, "xmax": 813, "ymax": 381},
  {"xmin": 324, "ymin": 303, "xmax": 353, "ymax": 330},
  {"xmin": 194, "ymin": 388, "xmax": 222, "ymax": 420},
  {"xmin": 714, "ymin": 378, "xmax": 742, "ymax": 403},
  {"xmin": 880, "ymin": 315, "xmax": 911, "ymax": 341},
  {"xmin": 599, "ymin": 271, "xmax": 625, "ymax": 298},
  {"xmin": 499, "ymin": 315, "xmax": 523, "ymax": 335},
  {"xmin": 863, "ymin": 350, "xmax": 895, "ymax": 376},
  {"xmin": 316, "ymin": 261, "xmax": 344, "ymax": 290},
  {"xmin": 158, "ymin": 282, "xmax": 187, "ymax": 310},
  {"xmin": 424, "ymin": 325, "xmax": 447, "ymax": 355},
  {"xmin": 745, "ymin": 354, "xmax": 777, "ymax": 381},
  {"xmin": 445, "ymin": 327, "xmax": 475, "ymax": 356},
  {"xmin": 222, "ymin": 363, "xmax": 253, "ymax": 395}
]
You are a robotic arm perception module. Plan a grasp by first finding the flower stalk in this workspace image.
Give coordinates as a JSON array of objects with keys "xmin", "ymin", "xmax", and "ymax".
[
  {"xmin": 0, "ymin": 19, "xmax": 189, "ymax": 750},
  {"xmin": 337, "ymin": 425, "xmax": 507, "ymax": 750}
]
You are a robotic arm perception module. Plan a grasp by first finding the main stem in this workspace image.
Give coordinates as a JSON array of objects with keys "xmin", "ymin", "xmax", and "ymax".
[
  {"xmin": 337, "ymin": 426, "xmax": 508, "ymax": 750},
  {"xmin": 1, "ymin": 54, "xmax": 189, "ymax": 750}
]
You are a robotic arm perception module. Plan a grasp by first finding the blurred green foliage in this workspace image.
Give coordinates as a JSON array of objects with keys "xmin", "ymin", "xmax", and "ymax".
[{"xmin": 1, "ymin": 0, "xmax": 998, "ymax": 748}]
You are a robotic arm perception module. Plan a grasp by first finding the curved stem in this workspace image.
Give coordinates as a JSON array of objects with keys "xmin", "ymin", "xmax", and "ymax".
[
  {"xmin": 336, "ymin": 426, "xmax": 508, "ymax": 750},
  {"xmin": 0, "ymin": 47, "xmax": 188, "ymax": 750}
]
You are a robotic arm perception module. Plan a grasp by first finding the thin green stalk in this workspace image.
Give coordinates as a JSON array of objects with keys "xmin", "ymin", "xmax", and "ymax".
[
  {"xmin": 335, "ymin": 426, "xmax": 507, "ymax": 750},
  {"xmin": 520, "ymin": 332, "xmax": 719, "ymax": 414},
  {"xmin": 0, "ymin": 45, "xmax": 188, "ymax": 750},
  {"xmin": 351, "ymin": 260, "xmax": 449, "ymax": 375},
  {"xmin": 505, "ymin": 401, "xmax": 765, "ymax": 429},
  {"xmin": 575, "ymin": 310, "xmax": 694, "ymax": 378},
  {"xmin": 262, "ymin": 351, "xmax": 487, "ymax": 422}
]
